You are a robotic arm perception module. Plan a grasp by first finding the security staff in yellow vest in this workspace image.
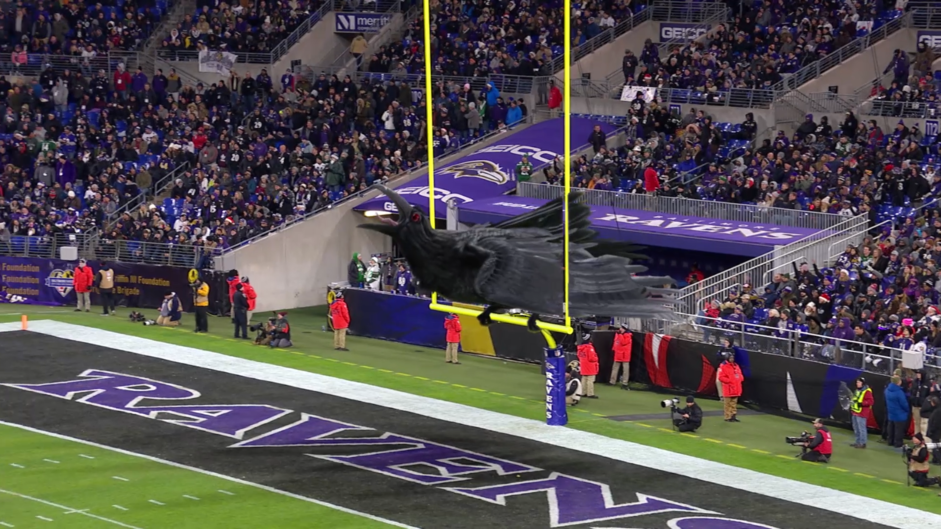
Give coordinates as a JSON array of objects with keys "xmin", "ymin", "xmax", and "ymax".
[
  {"xmin": 907, "ymin": 433, "xmax": 939, "ymax": 487},
  {"xmin": 95, "ymin": 262, "xmax": 116, "ymax": 315},
  {"xmin": 192, "ymin": 278, "xmax": 210, "ymax": 333}
]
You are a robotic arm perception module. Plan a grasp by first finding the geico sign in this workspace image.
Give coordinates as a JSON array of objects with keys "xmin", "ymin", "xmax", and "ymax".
[
  {"xmin": 918, "ymin": 33, "xmax": 941, "ymax": 48},
  {"xmin": 476, "ymin": 144, "xmax": 559, "ymax": 164},
  {"xmin": 382, "ymin": 187, "xmax": 473, "ymax": 211},
  {"xmin": 660, "ymin": 27, "xmax": 708, "ymax": 40}
]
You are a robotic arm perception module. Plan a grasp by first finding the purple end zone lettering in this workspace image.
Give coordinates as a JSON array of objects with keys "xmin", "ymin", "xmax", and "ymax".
[
  {"xmin": 233, "ymin": 413, "xmax": 372, "ymax": 447},
  {"xmin": 446, "ymin": 472, "xmax": 711, "ymax": 527},
  {"xmin": 669, "ymin": 517, "xmax": 781, "ymax": 529},
  {"xmin": 5, "ymin": 369, "xmax": 197, "ymax": 409},
  {"xmin": 134, "ymin": 405, "xmax": 290, "ymax": 439},
  {"xmin": 6, "ymin": 370, "xmax": 290, "ymax": 439},
  {"xmin": 320, "ymin": 439, "xmax": 538, "ymax": 485}
]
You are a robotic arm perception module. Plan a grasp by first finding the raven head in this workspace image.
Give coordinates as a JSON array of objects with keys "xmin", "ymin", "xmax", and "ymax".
[{"xmin": 358, "ymin": 184, "xmax": 431, "ymax": 238}]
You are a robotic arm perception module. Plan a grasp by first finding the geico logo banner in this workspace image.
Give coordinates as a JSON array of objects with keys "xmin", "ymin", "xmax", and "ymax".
[
  {"xmin": 659, "ymin": 25, "xmax": 710, "ymax": 41},
  {"xmin": 917, "ymin": 32, "xmax": 941, "ymax": 49},
  {"xmin": 382, "ymin": 187, "xmax": 474, "ymax": 211},
  {"xmin": 476, "ymin": 144, "xmax": 560, "ymax": 164}
]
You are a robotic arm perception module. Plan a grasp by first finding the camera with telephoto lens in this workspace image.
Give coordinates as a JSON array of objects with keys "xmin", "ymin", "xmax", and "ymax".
[
  {"xmin": 785, "ymin": 432, "xmax": 813, "ymax": 445},
  {"xmin": 660, "ymin": 397, "xmax": 680, "ymax": 412}
]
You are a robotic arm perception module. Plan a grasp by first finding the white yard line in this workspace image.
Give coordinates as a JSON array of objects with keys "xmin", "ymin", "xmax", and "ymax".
[
  {"xmin": 79, "ymin": 454, "xmax": 96, "ymax": 460},
  {"xmin": 42, "ymin": 459, "xmax": 59, "ymax": 464},
  {"xmin": 182, "ymin": 495, "xmax": 200, "ymax": 501},
  {"xmin": 9, "ymin": 464, "xmax": 24, "ymax": 469},
  {"xmin": 35, "ymin": 516, "xmax": 53, "ymax": 522},
  {"xmin": 111, "ymin": 476, "xmax": 129, "ymax": 482},
  {"xmin": 0, "ymin": 423, "xmax": 416, "ymax": 529},
  {"xmin": 0, "ymin": 522, "xmax": 14, "ymax": 527},
  {"xmin": 0, "ymin": 488, "xmax": 141, "ymax": 529},
  {"xmin": 112, "ymin": 506, "xmax": 128, "ymax": 512},
  {"xmin": 148, "ymin": 500, "xmax": 165, "ymax": 506}
]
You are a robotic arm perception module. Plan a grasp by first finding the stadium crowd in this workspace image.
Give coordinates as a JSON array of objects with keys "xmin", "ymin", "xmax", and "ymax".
[
  {"xmin": 157, "ymin": 0, "xmax": 324, "ymax": 59},
  {"xmin": 364, "ymin": 0, "xmax": 642, "ymax": 77}
]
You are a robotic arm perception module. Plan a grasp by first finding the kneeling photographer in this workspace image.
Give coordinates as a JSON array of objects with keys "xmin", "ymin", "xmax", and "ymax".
[
  {"xmin": 796, "ymin": 418, "xmax": 832, "ymax": 463},
  {"xmin": 673, "ymin": 396, "xmax": 703, "ymax": 432},
  {"xmin": 251, "ymin": 316, "xmax": 277, "ymax": 346},
  {"xmin": 905, "ymin": 433, "xmax": 940, "ymax": 487}
]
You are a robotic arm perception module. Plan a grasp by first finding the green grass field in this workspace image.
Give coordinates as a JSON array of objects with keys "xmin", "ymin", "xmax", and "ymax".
[
  {"xmin": 0, "ymin": 424, "xmax": 393, "ymax": 528},
  {"xmin": 2, "ymin": 305, "xmax": 940, "ymax": 526}
]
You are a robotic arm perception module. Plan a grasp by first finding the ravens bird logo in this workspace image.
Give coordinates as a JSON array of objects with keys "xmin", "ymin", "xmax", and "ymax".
[{"xmin": 440, "ymin": 161, "xmax": 508, "ymax": 185}]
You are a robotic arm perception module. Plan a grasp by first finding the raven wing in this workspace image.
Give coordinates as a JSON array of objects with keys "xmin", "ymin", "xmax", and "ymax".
[
  {"xmin": 485, "ymin": 191, "xmax": 647, "ymax": 260},
  {"xmin": 468, "ymin": 233, "xmax": 674, "ymax": 318}
]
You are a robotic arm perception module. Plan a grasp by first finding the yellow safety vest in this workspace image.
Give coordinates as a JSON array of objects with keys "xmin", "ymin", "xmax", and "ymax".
[{"xmin": 851, "ymin": 387, "xmax": 872, "ymax": 414}]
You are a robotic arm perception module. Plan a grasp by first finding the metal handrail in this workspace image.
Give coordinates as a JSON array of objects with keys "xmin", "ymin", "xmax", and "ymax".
[
  {"xmin": 300, "ymin": 65, "xmax": 549, "ymax": 95},
  {"xmin": 105, "ymin": 163, "xmax": 192, "ymax": 225},
  {"xmin": 548, "ymin": 8, "xmax": 654, "ymax": 73},
  {"xmin": 824, "ymin": 199, "xmax": 937, "ymax": 261},
  {"xmin": 0, "ymin": 233, "xmax": 213, "ymax": 268},
  {"xmin": 857, "ymin": 99, "xmax": 940, "ymax": 119},
  {"xmin": 516, "ymin": 182, "xmax": 849, "ymax": 230},
  {"xmin": 673, "ymin": 214, "xmax": 869, "ymax": 315},
  {"xmin": 770, "ymin": 11, "xmax": 913, "ymax": 93},
  {"xmin": 221, "ymin": 113, "xmax": 537, "ymax": 253},
  {"xmin": 910, "ymin": 4, "xmax": 941, "ymax": 28}
]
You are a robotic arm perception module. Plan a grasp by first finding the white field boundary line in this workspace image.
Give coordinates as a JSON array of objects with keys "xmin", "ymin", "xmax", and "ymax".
[
  {"xmin": 3, "ymin": 320, "xmax": 939, "ymax": 529},
  {"xmin": 0, "ymin": 488, "xmax": 142, "ymax": 529},
  {"xmin": 0, "ymin": 422, "xmax": 416, "ymax": 529}
]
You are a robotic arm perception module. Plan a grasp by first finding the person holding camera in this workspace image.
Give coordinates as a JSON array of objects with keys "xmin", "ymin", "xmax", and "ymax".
[
  {"xmin": 799, "ymin": 418, "xmax": 832, "ymax": 463},
  {"xmin": 156, "ymin": 291, "xmax": 183, "ymax": 327},
  {"xmin": 674, "ymin": 396, "xmax": 703, "ymax": 432},
  {"xmin": 907, "ymin": 433, "xmax": 939, "ymax": 487},
  {"xmin": 718, "ymin": 352, "xmax": 743, "ymax": 422},
  {"xmin": 192, "ymin": 277, "xmax": 210, "ymax": 333},
  {"xmin": 565, "ymin": 368, "xmax": 582, "ymax": 406},
  {"xmin": 269, "ymin": 312, "xmax": 292, "ymax": 348}
]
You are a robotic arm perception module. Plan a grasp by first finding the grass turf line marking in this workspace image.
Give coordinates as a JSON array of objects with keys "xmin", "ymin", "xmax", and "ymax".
[
  {"xmin": 112, "ymin": 476, "xmax": 129, "ymax": 481},
  {"xmin": 64, "ymin": 509, "xmax": 89, "ymax": 515},
  {"xmin": 489, "ymin": 392, "xmax": 505, "ymax": 396},
  {"xmin": 0, "ymin": 522, "xmax": 13, "ymax": 527},
  {"xmin": 451, "ymin": 384, "xmax": 467, "ymax": 388},
  {"xmin": 882, "ymin": 479, "xmax": 904, "ymax": 485},
  {"xmin": 36, "ymin": 517, "xmax": 53, "ymax": 522},
  {"xmin": 43, "ymin": 459, "xmax": 59, "ymax": 464},
  {"xmin": 217, "ymin": 490, "xmax": 235, "ymax": 496},
  {"xmin": 509, "ymin": 395, "xmax": 525, "ymax": 400},
  {"xmin": 703, "ymin": 438, "xmax": 724, "ymax": 444},
  {"xmin": 183, "ymin": 495, "xmax": 200, "ymax": 500},
  {"xmin": 342, "ymin": 362, "xmax": 358, "ymax": 366},
  {"xmin": 470, "ymin": 387, "xmax": 487, "ymax": 392},
  {"xmin": 751, "ymin": 449, "xmax": 771, "ymax": 454},
  {"xmin": 828, "ymin": 467, "xmax": 849, "ymax": 472},
  {"xmin": 112, "ymin": 506, "xmax": 128, "ymax": 511},
  {"xmin": 9, "ymin": 463, "xmax": 24, "ymax": 468},
  {"xmin": 727, "ymin": 444, "xmax": 747, "ymax": 449},
  {"xmin": 855, "ymin": 473, "xmax": 875, "ymax": 478},
  {"xmin": 657, "ymin": 428, "xmax": 674, "ymax": 433},
  {"xmin": 394, "ymin": 372, "xmax": 411, "ymax": 377},
  {"xmin": 18, "ymin": 321, "xmax": 935, "ymax": 529},
  {"xmin": 0, "ymin": 488, "xmax": 141, "ymax": 529},
  {"xmin": 634, "ymin": 423, "xmax": 653, "ymax": 428},
  {"xmin": 413, "ymin": 376, "xmax": 430, "ymax": 381},
  {"xmin": 78, "ymin": 454, "xmax": 95, "ymax": 459},
  {"xmin": 776, "ymin": 455, "xmax": 793, "ymax": 460},
  {"xmin": 432, "ymin": 380, "xmax": 449, "ymax": 384},
  {"xmin": 148, "ymin": 500, "xmax": 165, "ymax": 506},
  {"xmin": 377, "ymin": 369, "xmax": 394, "ymax": 373}
]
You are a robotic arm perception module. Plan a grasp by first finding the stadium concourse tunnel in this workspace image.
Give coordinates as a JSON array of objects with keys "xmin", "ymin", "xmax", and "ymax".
[{"xmin": 341, "ymin": 287, "xmax": 895, "ymax": 434}]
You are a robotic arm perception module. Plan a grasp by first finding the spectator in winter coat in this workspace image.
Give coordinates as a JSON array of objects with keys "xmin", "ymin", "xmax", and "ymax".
[
  {"xmin": 226, "ymin": 270, "xmax": 241, "ymax": 318},
  {"xmin": 348, "ymin": 253, "xmax": 366, "ymax": 287},
  {"xmin": 444, "ymin": 313, "xmax": 461, "ymax": 364},
  {"xmin": 577, "ymin": 334, "xmax": 599, "ymax": 399},
  {"xmin": 910, "ymin": 370, "xmax": 931, "ymax": 435},
  {"xmin": 610, "ymin": 325, "xmax": 632, "ymax": 387},
  {"xmin": 548, "ymin": 82, "xmax": 562, "ymax": 112},
  {"xmin": 885, "ymin": 376, "xmax": 910, "ymax": 448},
  {"xmin": 718, "ymin": 353, "xmax": 744, "ymax": 422},
  {"xmin": 851, "ymin": 377, "xmax": 874, "ymax": 448},
  {"xmin": 330, "ymin": 292, "xmax": 350, "ymax": 351},
  {"xmin": 644, "ymin": 165, "xmax": 659, "ymax": 193},
  {"xmin": 241, "ymin": 277, "xmax": 257, "ymax": 324},
  {"xmin": 72, "ymin": 259, "xmax": 94, "ymax": 312}
]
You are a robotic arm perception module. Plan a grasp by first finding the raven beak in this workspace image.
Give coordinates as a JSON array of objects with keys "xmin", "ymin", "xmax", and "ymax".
[
  {"xmin": 373, "ymin": 184, "xmax": 413, "ymax": 218},
  {"xmin": 358, "ymin": 222, "xmax": 396, "ymax": 236}
]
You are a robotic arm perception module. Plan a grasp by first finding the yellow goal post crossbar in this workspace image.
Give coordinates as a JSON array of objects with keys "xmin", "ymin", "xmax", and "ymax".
[{"xmin": 420, "ymin": 0, "xmax": 574, "ymax": 344}]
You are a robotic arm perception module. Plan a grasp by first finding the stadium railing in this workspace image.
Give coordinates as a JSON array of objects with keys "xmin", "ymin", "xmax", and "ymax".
[
  {"xmin": 673, "ymin": 214, "xmax": 869, "ymax": 315},
  {"xmin": 634, "ymin": 313, "xmax": 927, "ymax": 376},
  {"xmin": 909, "ymin": 2, "xmax": 941, "ymax": 27},
  {"xmin": 0, "ymin": 232, "xmax": 220, "ymax": 269},
  {"xmin": 857, "ymin": 99, "xmax": 940, "ymax": 119},
  {"xmin": 517, "ymin": 182, "xmax": 848, "ymax": 230},
  {"xmin": 104, "ymin": 163, "xmax": 193, "ymax": 226},
  {"xmin": 298, "ymin": 65, "xmax": 548, "ymax": 95}
]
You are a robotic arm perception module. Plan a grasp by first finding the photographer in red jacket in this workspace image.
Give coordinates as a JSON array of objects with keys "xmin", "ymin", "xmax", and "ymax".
[
  {"xmin": 444, "ymin": 313, "xmax": 461, "ymax": 364},
  {"xmin": 577, "ymin": 333, "xmax": 599, "ymax": 399},
  {"xmin": 800, "ymin": 418, "xmax": 833, "ymax": 463},
  {"xmin": 609, "ymin": 325, "xmax": 632, "ymax": 389},
  {"xmin": 72, "ymin": 259, "xmax": 94, "ymax": 312}
]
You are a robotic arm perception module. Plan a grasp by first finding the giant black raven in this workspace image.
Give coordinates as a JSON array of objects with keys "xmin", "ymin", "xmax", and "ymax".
[{"xmin": 359, "ymin": 185, "xmax": 674, "ymax": 330}]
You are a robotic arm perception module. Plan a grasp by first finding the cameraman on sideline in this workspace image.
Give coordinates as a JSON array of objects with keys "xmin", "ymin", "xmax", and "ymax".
[
  {"xmin": 907, "ymin": 433, "xmax": 939, "ymax": 487},
  {"xmin": 799, "ymin": 418, "xmax": 832, "ymax": 463},
  {"xmin": 269, "ymin": 312, "xmax": 292, "ymax": 348},
  {"xmin": 674, "ymin": 396, "xmax": 703, "ymax": 432}
]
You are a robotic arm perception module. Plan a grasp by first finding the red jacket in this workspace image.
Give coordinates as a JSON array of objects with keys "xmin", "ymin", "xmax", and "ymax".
[
  {"xmin": 330, "ymin": 300, "xmax": 350, "ymax": 329},
  {"xmin": 444, "ymin": 316, "xmax": 461, "ymax": 343},
  {"xmin": 73, "ymin": 265, "xmax": 94, "ymax": 293},
  {"xmin": 850, "ymin": 386, "xmax": 874, "ymax": 419},
  {"xmin": 577, "ymin": 343, "xmax": 599, "ymax": 376},
  {"xmin": 613, "ymin": 332, "xmax": 632, "ymax": 362},
  {"xmin": 644, "ymin": 166, "xmax": 660, "ymax": 192},
  {"xmin": 114, "ymin": 70, "xmax": 131, "ymax": 92},
  {"xmin": 548, "ymin": 86, "xmax": 562, "ymax": 109},
  {"xmin": 718, "ymin": 361, "xmax": 744, "ymax": 398},
  {"xmin": 227, "ymin": 277, "xmax": 241, "ymax": 302},
  {"xmin": 242, "ymin": 283, "xmax": 257, "ymax": 311}
]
